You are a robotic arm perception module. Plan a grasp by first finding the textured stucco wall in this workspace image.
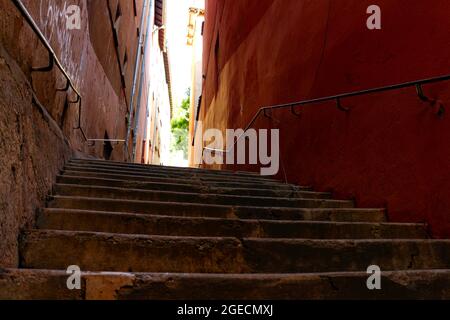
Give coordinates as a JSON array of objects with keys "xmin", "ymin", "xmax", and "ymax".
[
  {"xmin": 201, "ymin": 0, "xmax": 450, "ymax": 237},
  {"xmin": 0, "ymin": 43, "xmax": 72, "ymax": 267},
  {"xmin": 0, "ymin": 0, "xmax": 144, "ymax": 266},
  {"xmin": 0, "ymin": 0, "xmax": 143, "ymax": 160}
]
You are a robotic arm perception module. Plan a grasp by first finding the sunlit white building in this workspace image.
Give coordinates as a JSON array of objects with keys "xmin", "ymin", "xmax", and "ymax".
[
  {"xmin": 138, "ymin": 0, "xmax": 173, "ymax": 165},
  {"xmin": 187, "ymin": 3, "xmax": 205, "ymax": 166}
]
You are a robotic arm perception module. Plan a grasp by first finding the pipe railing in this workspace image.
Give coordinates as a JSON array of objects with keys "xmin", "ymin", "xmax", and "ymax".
[{"xmin": 200, "ymin": 73, "xmax": 450, "ymax": 153}]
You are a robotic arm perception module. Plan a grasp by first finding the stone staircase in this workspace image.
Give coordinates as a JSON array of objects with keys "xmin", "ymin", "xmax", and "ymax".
[{"xmin": 1, "ymin": 158, "xmax": 450, "ymax": 299}]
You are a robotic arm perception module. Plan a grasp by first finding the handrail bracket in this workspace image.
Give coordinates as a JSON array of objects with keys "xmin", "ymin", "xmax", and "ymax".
[
  {"xmin": 416, "ymin": 84, "xmax": 445, "ymax": 117},
  {"xmin": 290, "ymin": 105, "xmax": 302, "ymax": 117},
  {"xmin": 416, "ymin": 84, "xmax": 430, "ymax": 102},
  {"xmin": 57, "ymin": 79, "xmax": 70, "ymax": 92},
  {"xmin": 336, "ymin": 98, "xmax": 350, "ymax": 112},
  {"xmin": 31, "ymin": 53, "xmax": 54, "ymax": 72},
  {"xmin": 69, "ymin": 95, "xmax": 80, "ymax": 105},
  {"xmin": 263, "ymin": 108, "xmax": 280, "ymax": 124}
]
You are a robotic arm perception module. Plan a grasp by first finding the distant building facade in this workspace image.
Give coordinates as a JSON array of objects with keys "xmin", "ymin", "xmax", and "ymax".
[
  {"xmin": 186, "ymin": 5, "xmax": 204, "ymax": 166},
  {"xmin": 129, "ymin": 0, "xmax": 173, "ymax": 165}
]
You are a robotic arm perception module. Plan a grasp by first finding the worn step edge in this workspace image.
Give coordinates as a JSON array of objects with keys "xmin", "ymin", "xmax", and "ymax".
[
  {"xmin": 68, "ymin": 161, "xmax": 276, "ymax": 181},
  {"xmin": 61, "ymin": 170, "xmax": 304, "ymax": 190},
  {"xmin": 53, "ymin": 183, "xmax": 338, "ymax": 207},
  {"xmin": 66, "ymin": 163, "xmax": 278, "ymax": 182},
  {"xmin": 57, "ymin": 175, "xmax": 314, "ymax": 196},
  {"xmin": 3, "ymin": 268, "xmax": 450, "ymax": 299},
  {"xmin": 55, "ymin": 181, "xmax": 330, "ymax": 200},
  {"xmin": 64, "ymin": 165, "xmax": 280, "ymax": 184},
  {"xmin": 42, "ymin": 207, "xmax": 387, "ymax": 223},
  {"xmin": 49, "ymin": 189, "xmax": 354, "ymax": 211},
  {"xmin": 47, "ymin": 197, "xmax": 384, "ymax": 221},
  {"xmin": 37, "ymin": 209, "xmax": 427, "ymax": 239},
  {"xmin": 20, "ymin": 230, "xmax": 450, "ymax": 273},
  {"xmin": 70, "ymin": 158, "xmax": 263, "ymax": 178}
]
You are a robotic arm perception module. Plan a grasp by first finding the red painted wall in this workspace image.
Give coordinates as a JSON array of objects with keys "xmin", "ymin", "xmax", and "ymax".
[{"xmin": 201, "ymin": 0, "xmax": 450, "ymax": 237}]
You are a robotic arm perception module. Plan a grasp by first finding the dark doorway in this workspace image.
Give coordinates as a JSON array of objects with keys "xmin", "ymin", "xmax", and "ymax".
[{"xmin": 103, "ymin": 131, "xmax": 113, "ymax": 160}]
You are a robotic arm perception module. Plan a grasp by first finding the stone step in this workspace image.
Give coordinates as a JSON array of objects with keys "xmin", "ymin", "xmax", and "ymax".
[
  {"xmin": 53, "ymin": 184, "xmax": 338, "ymax": 208},
  {"xmin": 37, "ymin": 209, "xmax": 427, "ymax": 239},
  {"xmin": 47, "ymin": 197, "xmax": 384, "ymax": 221},
  {"xmin": 3, "ymin": 268, "xmax": 450, "ymax": 300},
  {"xmin": 20, "ymin": 230, "xmax": 450, "ymax": 273},
  {"xmin": 69, "ymin": 159, "xmax": 271, "ymax": 180},
  {"xmin": 57, "ymin": 175, "xmax": 313, "ymax": 197},
  {"xmin": 64, "ymin": 165, "xmax": 278, "ymax": 184},
  {"xmin": 62, "ymin": 169, "xmax": 301, "ymax": 190},
  {"xmin": 70, "ymin": 158, "xmax": 263, "ymax": 178}
]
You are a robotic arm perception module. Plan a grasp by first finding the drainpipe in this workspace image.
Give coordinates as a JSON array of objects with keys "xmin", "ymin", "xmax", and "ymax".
[
  {"xmin": 131, "ymin": 0, "xmax": 155, "ymax": 162},
  {"xmin": 124, "ymin": 0, "xmax": 152, "ymax": 161},
  {"xmin": 150, "ymin": 94, "xmax": 159, "ymax": 164}
]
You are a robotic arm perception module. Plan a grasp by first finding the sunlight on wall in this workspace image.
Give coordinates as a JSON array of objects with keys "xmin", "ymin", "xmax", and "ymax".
[{"xmin": 166, "ymin": 0, "xmax": 204, "ymax": 166}]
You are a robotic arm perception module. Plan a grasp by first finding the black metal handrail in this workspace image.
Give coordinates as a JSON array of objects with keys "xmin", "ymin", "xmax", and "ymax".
[
  {"xmin": 11, "ymin": 0, "xmax": 87, "ymax": 141},
  {"xmin": 200, "ymin": 73, "xmax": 450, "ymax": 153}
]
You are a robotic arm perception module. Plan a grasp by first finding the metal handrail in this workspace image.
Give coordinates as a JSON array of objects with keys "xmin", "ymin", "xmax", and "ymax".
[
  {"xmin": 11, "ymin": 0, "xmax": 87, "ymax": 141},
  {"xmin": 201, "ymin": 73, "xmax": 450, "ymax": 153}
]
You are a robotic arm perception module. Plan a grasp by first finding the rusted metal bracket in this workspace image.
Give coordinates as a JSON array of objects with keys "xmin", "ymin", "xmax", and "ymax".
[
  {"xmin": 336, "ymin": 98, "xmax": 350, "ymax": 112},
  {"xmin": 263, "ymin": 108, "xmax": 272, "ymax": 119},
  {"xmin": 416, "ymin": 84, "xmax": 445, "ymax": 118},
  {"xmin": 263, "ymin": 109, "xmax": 280, "ymax": 124},
  {"xmin": 31, "ymin": 53, "xmax": 54, "ymax": 72},
  {"xmin": 56, "ymin": 79, "xmax": 70, "ymax": 92},
  {"xmin": 290, "ymin": 105, "xmax": 302, "ymax": 117},
  {"xmin": 416, "ymin": 84, "xmax": 430, "ymax": 102},
  {"xmin": 68, "ymin": 95, "xmax": 80, "ymax": 105}
]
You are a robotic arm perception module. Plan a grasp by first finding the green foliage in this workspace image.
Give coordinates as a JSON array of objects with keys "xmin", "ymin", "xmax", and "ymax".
[{"xmin": 171, "ymin": 90, "xmax": 190, "ymax": 159}]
